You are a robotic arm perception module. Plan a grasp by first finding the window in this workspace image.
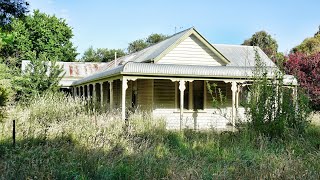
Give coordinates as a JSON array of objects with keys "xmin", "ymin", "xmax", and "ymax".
[{"xmin": 177, "ymin": 81, "xmax": 204, "ymax": 110}]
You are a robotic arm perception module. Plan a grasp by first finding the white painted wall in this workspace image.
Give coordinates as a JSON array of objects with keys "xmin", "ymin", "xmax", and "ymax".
[
  {"xmin": 157, "ymin": 34, "xmax": 224, "ymax": 66},
  {"xmin": 153, "ymin": 107, "xmax": 246, "ymax": 130}
]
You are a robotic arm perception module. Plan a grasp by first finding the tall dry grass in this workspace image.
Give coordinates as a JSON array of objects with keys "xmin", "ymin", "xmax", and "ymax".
[{"xmin": 0, "ymin": 92, "xmax": 320, "ymax": 179}]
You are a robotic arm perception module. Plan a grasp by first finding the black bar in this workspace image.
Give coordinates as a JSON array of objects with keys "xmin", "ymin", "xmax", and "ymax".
[{"xmin": 13, "ymin": 120, "xmax": 15, "ymax": 148}]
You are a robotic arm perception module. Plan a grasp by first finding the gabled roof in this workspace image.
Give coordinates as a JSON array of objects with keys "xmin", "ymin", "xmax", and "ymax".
[
  {"xmin": 111, "ymin": 27, "xmax": 230, "ymax": 66},
  {"xmin": 71, "ymin": 28, "xmax": 282, "ymax": 86},
  {"xmin": 213, "ymin": 44, "xmax": 276, "ymax": 67}
]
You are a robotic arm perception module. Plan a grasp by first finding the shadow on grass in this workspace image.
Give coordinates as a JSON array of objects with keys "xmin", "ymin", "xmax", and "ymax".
[
  {"xmin": 1, "ymin": 126, "xmax": 320, "ymax": 179},
  {"xmin": 0, "ymin": 133, "xmax": 173, "ymax": 179}
]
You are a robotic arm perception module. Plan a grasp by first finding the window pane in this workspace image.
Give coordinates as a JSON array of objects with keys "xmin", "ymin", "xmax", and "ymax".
[{"xmin": 193, "ymin": 81, "xmax": 204, "ymax": 110}]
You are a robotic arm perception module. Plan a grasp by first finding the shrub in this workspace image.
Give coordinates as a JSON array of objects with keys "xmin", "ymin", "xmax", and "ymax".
[
  {"xmin": 245, "ymin": 50, "xmax": 311, "ymax": 137},
  {"xmin": 14, "ymin": 52, "xmax": 64, "ymax": 102},
  {"xmin": 0, "ymin": 63, "xmax": 14, "ymax": 122},
  {"xmin": 284, "ymin": 52, "xmax": 320, "ymax": 110}
]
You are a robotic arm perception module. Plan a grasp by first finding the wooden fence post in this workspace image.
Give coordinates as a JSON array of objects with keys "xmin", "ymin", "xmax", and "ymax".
[{"xmin": 12, "ymin": 119, "xmax": 16, "ymax": 148}]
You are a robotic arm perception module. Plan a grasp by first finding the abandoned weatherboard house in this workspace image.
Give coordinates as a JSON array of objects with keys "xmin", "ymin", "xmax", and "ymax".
[{"xmin": 25, "ymin": 28, "xmax": 297, "ymax": 130}]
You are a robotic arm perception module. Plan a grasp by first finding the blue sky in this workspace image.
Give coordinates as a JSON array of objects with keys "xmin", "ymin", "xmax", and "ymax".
[{"xmin": 28, "ymin": 0, "xmax": 320, "ymax": 58}]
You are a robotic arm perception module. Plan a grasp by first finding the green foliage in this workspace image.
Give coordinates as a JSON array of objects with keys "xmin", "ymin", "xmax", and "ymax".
[
  {"xmin": 0, "ymin": 63, "xmax": 14, "ymax": 121},
  {"xmin": 0, "ymin": 10, "xmax": 77, "ymax": 65},
  {"xmin": 292, "ymin": 34, "xmax": 320, "ymax": 55},
  {"xmin": 14, "ymin": 52, "xmax": 64, "ymax": 101},
  {"xmin": 244, "ymin": 50, "xmax": 311, "ymax": 137},
  {"xmin": 146, "ymin": 33, "xmax": 168, "ymax": 45},
  {"xmin": 0, "ymin": 93, "xmax": 320, "ymax": 178},
  {"xmin": 81, "ymin": 46, "xmax": 126, "ymax": 62},
  {"xmin": 128, "ymin": 33, "xmax": 168, "ymax": 53},
  {"xmin": 206, "ymin": 81, "xmax": 226, "ymax": 108},
  {"xmin": 0, "ymin": 29, "xmax": 14, "ymax": 49},
  {"xmin": 127, "ymin": 39, "xmax": 148, "ymax": 53},
  {"xmin": 243, "ymin": 31, "xmax": 278, "ymax": 61},
  {"xmin": 0, "ymin": 0, "xmax": 29, "ymax": 27}
]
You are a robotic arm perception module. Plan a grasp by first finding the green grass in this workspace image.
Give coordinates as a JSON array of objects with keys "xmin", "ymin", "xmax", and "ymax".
[{"xmin": 0, "ymin": 93, "xmax": 320, "ymax": 179}]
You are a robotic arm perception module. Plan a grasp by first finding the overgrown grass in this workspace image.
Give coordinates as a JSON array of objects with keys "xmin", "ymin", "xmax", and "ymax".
[{"xmin": 0, "ymin": 93, "xmax": 320, "ymax": 179}]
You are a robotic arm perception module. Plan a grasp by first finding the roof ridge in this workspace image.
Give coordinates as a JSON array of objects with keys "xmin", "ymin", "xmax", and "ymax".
[{"xmin": 213, "ymin": 44, "xmax": 256, "ymax": 48}]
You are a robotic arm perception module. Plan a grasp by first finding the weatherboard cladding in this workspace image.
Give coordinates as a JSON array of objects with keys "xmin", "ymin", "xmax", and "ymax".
[{"xmin": 157, "ymin": 35, "xmax": 223, "ymax": 66}]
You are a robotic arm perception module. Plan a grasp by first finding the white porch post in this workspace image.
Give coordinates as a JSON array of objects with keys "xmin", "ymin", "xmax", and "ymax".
[
  {"xmin": 179, "ymin": 80, "xmax": 186, "ymax": 130},
  {"xmin": 236, "ymin": 84, "xmax": 240, "ymax": 109},
  {"xmin": 231, "ymin": 81, "xmax": 237, "ymax": 128},
  {"xmin": 203, "ymin": 81, "xmax": 207, "ymax": 109},
  {"xmin": 109, "ymin": 81, "xmax": 114, "ymax": 110},
  {"xmin": 74, "ymin": 87, "xmax": 77, "ymax": 96},
  {"xmin": 87, "ymin": 85, "xmax": 90, "ymax": 100},
  {"xmin": 93, "ymin": 83, "xmax": 96, "ymax": 107},
  {"xmin": 293, "ymin": 85, "xmax": 298, "ymax": 110},
  {"xmin": 122, "ymin": 78, "xmax": 128, "ymax": 120},
  {"xmin": 100, "ymin": 82, "xmax": 104, "ymax": 108},
  {"xmin": 175, "ymin": 81, "xmax": 178, "ymax": 108}
]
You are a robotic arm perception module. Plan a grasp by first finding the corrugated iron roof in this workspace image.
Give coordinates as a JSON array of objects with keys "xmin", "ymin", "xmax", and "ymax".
[
  {"xmin": 105, "ymin": 27, "xmax": 229, "ymax": 67},
  {"xmin": 21, "ymin": 60, "xmax": 110, "ymax": 78},
  {"xmin": 72, "ymin": 62, "xmax": 278, "ymax": 86},
  {"xmin": 110, "ymin": 28, "xmax": 191, "ymax": 66},
  {"xmin": 213, "ymin": 44, "xmax": 276, "ymax": 67},
  {"xmin": 59, "ymin": 61, "xmax": 111, "ymax": 78}
]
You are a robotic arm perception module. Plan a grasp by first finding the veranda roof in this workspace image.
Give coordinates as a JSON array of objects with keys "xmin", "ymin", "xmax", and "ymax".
[{"xmin": 72, "ymin": 62, "xmax": 279, "ymax": 86}]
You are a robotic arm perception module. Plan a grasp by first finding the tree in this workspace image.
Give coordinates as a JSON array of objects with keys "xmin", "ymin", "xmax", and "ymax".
[
  {"xmin": 0, "ymin": 10, "xmax": 77, "ymax": 65},
  {"xmin": 0, "ymin": 0, "xmax": 29, "ymax": 27},
  {"xmin": 284, "ymin": 52, "xmax": 320, "ymax": 110},
  {"xmin": 242, "ymin": 31, "xmax": 278, "ymax": 61},
  {"xmin": 128, "ymin": 33, "xmax": 168, "ymax": 53},
  {"xmin": 14, "ymin": 52, "xmax": 64, "ymax": 101},
  {"xmin": 81, "ymin": 47, "xmax": 126, "ymax": 62},
  {"xmin": 292, "ymin": 34, "xmax": 320, "ymax": 55},
  {"xmin": 127, "ymin": 39, "xmax": 148, "ymax": 54},
  {"xmin": 96, "ymin": 48, "xmax": 125, "ymax": 62},
  {"xmin": 81, "ymin": 46, "xmax": 98, "ymax": 62},
  {"xmin": 146, "ymin": 33, "xmax": 168, "ymax": 45}
]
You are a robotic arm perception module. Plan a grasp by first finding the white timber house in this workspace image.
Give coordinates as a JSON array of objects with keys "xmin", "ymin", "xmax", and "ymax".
[{"xmin": 25, "ymin": 27, "xmax": 298, "ymax": 130}]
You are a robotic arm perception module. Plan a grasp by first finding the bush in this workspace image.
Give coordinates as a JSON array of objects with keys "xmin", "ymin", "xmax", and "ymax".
[
  {"xmin": 0, "ymin": 63, "xmax": 14, "ymax": 121},
  {"xmin": 284, "ymin": 52, "xmax": 320, "ymax": 110},
  {"xmin": 245, "ymin": 50, "xmax": 311, "ymax": 138},
  {"xmin": 14, "ymin": 52, "xmax": 64, "ymax": 102}
]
